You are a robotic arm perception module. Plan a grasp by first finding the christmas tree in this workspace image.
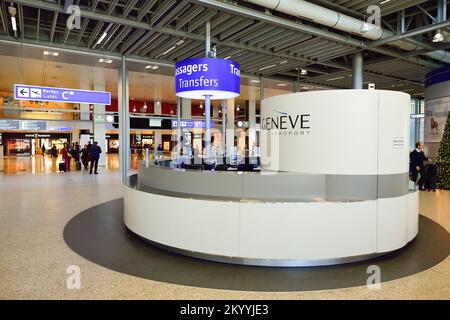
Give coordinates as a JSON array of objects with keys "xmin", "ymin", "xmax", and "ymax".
[{"xmin": 437, "ymin": 111, "xmax": 450, "ymax": 190}]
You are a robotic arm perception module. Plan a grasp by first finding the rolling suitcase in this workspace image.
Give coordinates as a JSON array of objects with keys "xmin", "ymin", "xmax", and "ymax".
[
  {"xmin": 424, "ymin": 163, "xmax": 437, "ymax": 191},
  {"xmin": 59, "ymin": 162, "xmax": 66, "ymax": 172}
]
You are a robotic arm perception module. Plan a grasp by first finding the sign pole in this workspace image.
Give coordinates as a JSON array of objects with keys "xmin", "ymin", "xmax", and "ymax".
[
  {"xmin": 204, "ymin": 20, "xmax": 212, "ymax": 161},
  {"xmin": 221, "ymin": 99, "xmax": 226, "ymax": 156},
  {"xmin": 176, "ymin": 96, "xmax": 181, "ymax": 162}
]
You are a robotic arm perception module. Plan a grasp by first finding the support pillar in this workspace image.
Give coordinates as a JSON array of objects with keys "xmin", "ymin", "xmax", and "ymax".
[
  {"xmin": 118, "ymin": 55, "xmax": 130, "ymax": 182},
  {"xmin": 352, "ymin": 52, "xmax": 363, "ymax": 89},
  {"xmin": 93, "ymin": 83, "xmax": 107, "ymax": 166},
  {"xmin": 154, "ymin": 100, "xmax": 162, "ymax": 150},
  {"xmin": 226, "ymin": 98, "xmax": 235, "ymax": 157},
  {"xmin": 248, "ymin": 99, "xmax": 257, "ymax": 156}
]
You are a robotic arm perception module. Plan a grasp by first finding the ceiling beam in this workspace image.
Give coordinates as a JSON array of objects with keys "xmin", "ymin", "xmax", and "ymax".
[{"xmin": 369, "ymin": 20, "xmax": 450, "ymax": 48}]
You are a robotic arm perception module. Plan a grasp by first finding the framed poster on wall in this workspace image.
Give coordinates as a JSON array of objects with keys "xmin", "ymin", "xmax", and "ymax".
[{"xmin": 424, "ymin": 97, "xmax": 450, "ymax": 143}]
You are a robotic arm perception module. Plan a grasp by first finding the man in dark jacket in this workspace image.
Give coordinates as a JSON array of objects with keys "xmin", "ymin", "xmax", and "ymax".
[
  {"xmin": 89, "ymin": 141, "xmax": 102, "ymax": 175},
  {"xmin": 410, "ymin": 142, "xmax": 428, "ymax": 190}
]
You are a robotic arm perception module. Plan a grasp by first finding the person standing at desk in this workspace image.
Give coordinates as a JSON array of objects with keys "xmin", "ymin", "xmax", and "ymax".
[{"xmin": 410, "ymin": 142, "xmax": 428, "ymax": 190}]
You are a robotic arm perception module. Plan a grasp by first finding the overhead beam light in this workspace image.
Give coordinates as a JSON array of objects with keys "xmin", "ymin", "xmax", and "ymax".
[
  {"xmin": 97, "ymin": 32, "xmax": 107, "ymax": 45},
  {"xmin": 300, "ymin": 68, "xmax": 307, "ymax": 75},
  {"xmin": 326, "ymin": 76, "xmax": 345, "ymax": 81},
  {"xmin": 145, "ymin": 65, "xmax": 159, "ymax": 70},
  {"xmin": 8, "ymin": 5, "xmax": 17, "ymax": 36},
  {"xmin": 380, "ymin": 0, "xmax": 391, "ymax": 4},
  {"xmin": 277, "ymin": 83, "xmax": 288, "ymax": 87},
  {"xmin": 259, "ymin": 64, "xmax": 277, "ymax": 70},
  {"xmin": 98, "ymin": 58, "xmax": 113, "ymax": 63},
  {"xmin": 162, "ymin": 46, "xmax": 176, "ymax": 55},
  {"xmin": 250, "ymin": 79, "xmax": 260, "ymax": 83},
  {"xmin": 44, "ymin": 50, "xmax": 59, "ymax": 56}
]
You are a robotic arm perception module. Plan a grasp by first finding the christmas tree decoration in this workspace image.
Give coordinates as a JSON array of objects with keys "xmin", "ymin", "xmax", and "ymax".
[{"xmin": 436, "ymin": 111, "xmax": 450, "ymax": 190}]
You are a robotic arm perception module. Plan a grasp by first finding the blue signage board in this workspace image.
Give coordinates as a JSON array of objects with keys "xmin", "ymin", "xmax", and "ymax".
[
  {"xmin": 172, "ymin": 119, "xmax": 214, "ymax": 129},
  {"xmin": 175, "ymin": 58, "xmax": 240, "ymax": 100},
  {"xmin": 14, "ymin": 84, "xmax": 111, "ymax": 105}
]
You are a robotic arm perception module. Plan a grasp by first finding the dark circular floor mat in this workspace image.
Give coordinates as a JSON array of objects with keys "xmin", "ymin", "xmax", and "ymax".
[{"xmin": 63, "ymin": 198, "xmax": 450, "ymax": 292}]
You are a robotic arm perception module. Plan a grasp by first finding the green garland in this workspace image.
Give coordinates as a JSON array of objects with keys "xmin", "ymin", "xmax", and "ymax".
[{"xmin": 437, "ymin": 111, "xmax": 450, "ymax": 190}]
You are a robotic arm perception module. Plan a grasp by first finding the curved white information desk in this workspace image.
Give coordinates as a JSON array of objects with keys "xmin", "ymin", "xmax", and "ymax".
[{"xmin": 124, "ymin": 90, "xmax": 419, "ymax": 266}]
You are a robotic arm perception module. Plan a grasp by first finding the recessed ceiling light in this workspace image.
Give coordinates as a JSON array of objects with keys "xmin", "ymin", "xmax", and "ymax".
[
  {"xmin": 250, "ymin": 79, "xmax": 260, "ymax": 83},
  {"xmin": 98, "ymin": 58, "xmax": 104, "ymax": 63},
  {"xmin": 300, "ymin": 68, "xmax": 307, "ymax": 75},
  {"xmin": 277, "ymin": 83, "xmax": 288, "ymax": 87},
  {"xmin": 145, "ymin": 65, "xmax": 159, "ymax": 70}
]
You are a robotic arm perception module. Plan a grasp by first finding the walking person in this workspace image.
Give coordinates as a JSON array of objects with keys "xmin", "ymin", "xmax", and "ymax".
[
  {"xmin": 51, "ymin": 144, "xmax": 57, "ymax": 158},
  {"xmin": 80, "ymin": 144, "xmax": 89, "ymax": 170},
  {"xmin": 410, "ymin": 142, "xmax": 429, "ymax": 190},
  {"xmin": 89, "ymin": 141, "xmax": 102, "ymax": 175},
  {"xmin": 41, "ymin": 144, "xmax": 46, "ymax": 157},
  {"xmin": 61, "ymin": 142, "xmax": 72, "ymax": 172}
]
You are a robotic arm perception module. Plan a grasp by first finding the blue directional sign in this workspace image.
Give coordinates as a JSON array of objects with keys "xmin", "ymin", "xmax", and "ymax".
[
  {"xmin": 172, "ymin": 119, "xmax": 214, "ymax": 129},
  {"xmin": 14, "ymin": 84, "xmax": 111, "ymax": 105}
]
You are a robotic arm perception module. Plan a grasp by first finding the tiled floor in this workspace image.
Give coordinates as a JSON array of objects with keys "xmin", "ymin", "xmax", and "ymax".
[{"xmin": 0, "ymin": 159, "xmax": 449, "ymax": 299}]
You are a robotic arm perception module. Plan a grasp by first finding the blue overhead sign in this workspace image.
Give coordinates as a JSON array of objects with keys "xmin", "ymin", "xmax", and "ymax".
[
  {"xmin": 175, "ymin": 58, "xmax": 240, "ymax": 100},
  {"xmin": 14, "ymin": 84, "xmax": 111, "ymax": 105}
]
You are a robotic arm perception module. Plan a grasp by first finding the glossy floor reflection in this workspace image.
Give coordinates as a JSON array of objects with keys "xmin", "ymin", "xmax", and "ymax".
[
  {"xmin": 0, "ymin": 154, "xmax": 146, "ymax": 174},
  {"xmin": 0, "ymin": 168, "xmax": 449, "ymax": 299}
]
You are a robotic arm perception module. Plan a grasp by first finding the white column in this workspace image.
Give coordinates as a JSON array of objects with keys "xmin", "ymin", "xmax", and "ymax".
[
  {"xmin": 80, "ymin": 104, "xmax": 90, "ymax": 120},
  {"xmin": 154, "ymin": 100, "xmax": 162, "ymax": 150},
  {"xmin": 226, "ymin": 98, "xmax": 235, "ymax": 157},
  {"xmin": 248, "ymin": 99, "xmax": 257, "ymax": 155},
  {"xmin": 182, "ymin": 98, "xmax": 191, "ymax": 118},
  {"xmin": 118, "ymin": 56, "xmax": 130, "ymax": 181},
  {"xmin": 93, "ymin": 83, "xmax": 107, "ymax": 166}
]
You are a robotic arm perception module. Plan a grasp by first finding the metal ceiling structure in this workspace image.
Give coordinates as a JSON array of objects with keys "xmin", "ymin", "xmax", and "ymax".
[{"xmin": 0, "ymin": 0, "xmax": 448, "ymax": 96}]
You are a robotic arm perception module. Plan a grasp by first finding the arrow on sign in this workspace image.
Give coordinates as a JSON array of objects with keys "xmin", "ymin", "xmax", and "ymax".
[{"xmin": 20, "ymin": 89, "xmax": 27, "ymax": 95}]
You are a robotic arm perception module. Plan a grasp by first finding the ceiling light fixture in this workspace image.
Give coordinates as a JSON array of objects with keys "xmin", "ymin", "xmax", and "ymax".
[
  {"xmin": 224, "ymin": 55, "xmax": 232, "ymax": 59},
  {"xmin": 8, "ymin": 5, "xmax": 17, "ymax": 36},
  {"xmin": 97, "ymin": 32, "xmax": 107, "ymax": 45},
  {"xmin": 433, "ymin": 30, "xmax": 444, "ymax": 43},
  {"xmin": 236, "ymin": 105, "xmax": 240, "ymax": 111},
  {"xmin": 199, "ymin": 103, "xmax": 203, "ymax": 109},
  {"xmin": 360, "ymin": 22, "xmax": 369, "ymax": 33},
  {"xmin": 380, "ymin": 0, "xmax": 391, "ymax": 4},
  {"xmin": 300, "ymin": 68, "xmax": 308, "ymax": 75},
  {"xmin": 145, "ymin": 65, "xmax": 159, "ymax": 70},
  {"xmin": 11, "ymin": 16, "xmax": 17, "ymax": 31},
  {"xmin": 259, "ymin": 64, "xmax": 277, "ymax": 71},
  {"xmin": 250, "ymin": 79, "xmax": 260, "ymax": 83},
  {"xmin": 277, "ymin": 83, "xmax": 288, "ymax": 87},
  {"xmin": 326, "ymin": 76, "xmax": 345, "ymax": 81},
  {"xmin": 44, "ymin": 50, "xmax": 59, "ymax": 56},
  {"xmin": 162, "ymin": 46, "xmax": 176, "ymax": 55}
]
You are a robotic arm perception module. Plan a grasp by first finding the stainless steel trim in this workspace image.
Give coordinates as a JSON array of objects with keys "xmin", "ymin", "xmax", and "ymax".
[
  {"xmin": 135, "ymin": 164, "xmax": 410, "ymax": 202},
  {"xmin": 131, "ymin": 229, "xmax": 390, "ymax": 267}
]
